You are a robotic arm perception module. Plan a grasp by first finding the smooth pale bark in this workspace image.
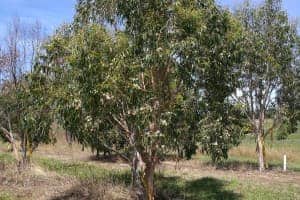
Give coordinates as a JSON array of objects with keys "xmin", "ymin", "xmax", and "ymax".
[
  {"xmin": 128, "ymin": 131, "xmax": 147, "ymax": 200},
  {"xmin": 131, "ymin": 150, "xmax": 146, "ymax": 200},
  {"xmin": 129, "ymin": 136, "xmax": 156, "ymax": 200},
  {"xmin": 130, "ymin": 150, "xmax": 156, "ymax": 200}
]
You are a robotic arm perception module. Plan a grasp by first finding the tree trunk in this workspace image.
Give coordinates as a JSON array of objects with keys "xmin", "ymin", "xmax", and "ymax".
[
  {"xmin": 131, "ymin": 150, "xmax": 145, "ymax": 200},
  {"xmin": 257, "ymin": 110, "xmax": 266, "ymax": 172},
  {"xmin": 128, "ymin": 128, "xmax": 156, "ymax": 200},
  {"xmin": 65, "ymin": 130, "xmax": 73, "ymax": 146},
  {"xmin": 142, "ymin": 162, "xmax": 155, "ymax": 200},
  {"xmin": 19, "ymin": 133, "xmax": 32, "ymax": 170},
  {"xmin": 257, "ymin": 134, "xmax": 265, "ymax": 172},
  {"xmin": 0, "ymin": 127, "xmax": 21, "ymax": 166},
  {"xmin": 144, "ymin": 163, "xmax": 155, "ymax": 200},
  {"xmin": 12, "ymin": 142, "xmax": 20, "ymax": 163},
  {"xmin": 130, "ymin": 148, "xmax": 156, "ymax": 200}
]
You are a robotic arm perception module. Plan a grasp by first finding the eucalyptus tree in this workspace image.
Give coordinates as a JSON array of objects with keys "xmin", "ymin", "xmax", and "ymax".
[
  {"xmin": 278, "ymin": 33, "xmax": 300, "ymax": 139},
  {"xmin": 0, "ymin": 66, "xmax": 55, "ymax": 169},
  {"xmin": 235, "ymin": 0, "xmax": 299, "ymax": 171},
  {"xmin": 0, "ymin": 18, "xmax": 53, "ymax": 169},
  {"xmin": 46, "ymin": 1, "xmax": 244, "ymax": 199}
]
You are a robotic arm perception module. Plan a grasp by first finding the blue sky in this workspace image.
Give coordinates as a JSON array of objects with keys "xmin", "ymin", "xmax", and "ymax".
[
  {"xmin": 220, "ymin": 0, "xmax": 300, "ymax": 19},
  {"xmin": 0, "ymin": 0, "xmax": 76, "ymax": 39},
  {"xmin": 0, "ymin": 0, "xmax": 299, "ymax": 40}
]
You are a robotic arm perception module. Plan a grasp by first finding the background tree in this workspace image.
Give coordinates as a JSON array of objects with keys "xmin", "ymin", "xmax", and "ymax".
[
  {"xmin": 0, "ymin": 17, "xmax": 54, "ymax": 169},
  {"xmin": 276, "ymin": 31, "xmax": 300, "ymax": 140},
  {"xmin": 234, "ymin": 0, "xmax": 299, "ymax": 171}
]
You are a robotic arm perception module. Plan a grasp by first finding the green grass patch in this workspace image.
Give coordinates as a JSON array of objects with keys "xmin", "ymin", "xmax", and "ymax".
[
  {"xmin": 156, "ymin": 176, "xmax": 241, "ymax": 200},
  {"xmin": 36, "ymin": 157, "xmax": 131, "ymax": 185},
  {"xmin": 36, "ymin": 157, "xmax": 300, "ymax": 200},
  {"xmin": 0, "ymin": 192, "xmax": 14, "ymax": 200},
  {"xmin": 0, "ymin": 152, "xmax": 15, "ymax": 164},
  {"xmin": 156, "ymin": 175, "xmax": 300, "ymax": 200},
  {"xmin": 237, "ymin": 183, "xmax": 300, "ymax": 200}
]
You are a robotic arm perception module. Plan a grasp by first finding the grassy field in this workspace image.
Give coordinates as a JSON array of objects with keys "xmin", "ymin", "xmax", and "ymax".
[
  {"xmin": 227, "ymin": 133, "xmax": 300, "ymax": 172},
  {"xmin": 0, "ymin": 132, "xmax": 300, "ymax": 199},
  {"xmin": 1, "ymin": 153, "xmax": 299, "ymax": 200},
  {"xmin": 29, "ymin": 156, "xmax": 300, "ymax": 200}
]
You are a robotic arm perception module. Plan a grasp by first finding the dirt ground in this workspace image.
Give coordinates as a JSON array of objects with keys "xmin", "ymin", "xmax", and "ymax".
[{"xmin": 1, "ymin": 138, "xmax": 300, "ymax": 200}]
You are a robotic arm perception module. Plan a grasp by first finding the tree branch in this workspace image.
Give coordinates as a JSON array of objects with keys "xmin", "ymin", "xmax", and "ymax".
[{"xmin": 0, "ymin": 126, "xmax": 13, "ymax": 144}]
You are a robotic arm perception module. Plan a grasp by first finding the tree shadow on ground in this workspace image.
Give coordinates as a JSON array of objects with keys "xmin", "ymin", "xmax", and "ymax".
[
  {"xmin": 203, "ymin": 160, "xmax": 292, "ymax": 172},
  {"xmin": 207, "ymin": 160, "xmax": 259, "ymax": 171},
  {"xmin": 89, "ymin": 154, "xmax": 128, "ymax": 163},
  {"xmin": 50, "ymin": 180, "xmax": 130, "ymax": 200},
  {"xmin": 156, "ymin": 176, "xmax": 242, "ymax": 200},
  {"xmin": 51, "ymin": 176, "xmax": 241, "ymax": 200}
]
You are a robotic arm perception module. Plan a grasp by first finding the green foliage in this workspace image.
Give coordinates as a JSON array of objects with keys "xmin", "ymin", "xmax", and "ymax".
[
  {"xmin": 199, "ymin": 106, "xmax": 249, "ymax": 163},
  {"xmin": 0, "ymin": 66, "xmax": 55, "ymax": 165},
  {"xmin": 18, "ymin": 71, "xmax": 55, "ymax": 149},
  {"xmin": 276, "ymin": 120, "xmax": 294, "ymax": 140},
  {"xmin": 235, "ymin": 0, "xmax": 298, "ymax": 129},
  {"xmin": 234, "ymin": 0, "xmax": 299, "ymax": 171},
  {"xmin": 46, "ymin": 0, "xmax": 246, "ymax": 164},
  {"xmin": 0, "ymin": 86, "xmax": 19, "ymax": 139}
]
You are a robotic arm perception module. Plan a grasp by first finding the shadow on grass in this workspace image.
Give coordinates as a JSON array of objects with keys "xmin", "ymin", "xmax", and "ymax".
[
  {"xmin": 203, "ymin": 159, "xmax": 300, "ymax": 172},
  {"xmin": 89, "ymin": 154, "xmax": 128, "ymax": 163},
  {"xmin": 42, "ymin": 157, "xmax": 241, "ymax": 200},
  {"xmin": 50, "ymin": 182, "xmax": 96, "ymax": 200},
  {"xmin": 156, "ymin": 176, "xmax": 241, "ymax": 200},
  {"xmin": 207, "ymin": 160, "xmax": 259, "ymax": 171},
  {"xmin": 39, "ymin": 157, "xmax": 242, "ymax": 199},
  {"xmin": 50, "ymin": 176, "xmax": 241, "ymax": 200},
  {"xmin": 50, "ymin": 180, "xmax": 130, "ymax": 200}
]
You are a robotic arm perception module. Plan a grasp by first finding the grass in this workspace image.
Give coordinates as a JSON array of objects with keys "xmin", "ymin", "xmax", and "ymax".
[
  {"xmin": 1, "ymin": 131, "xmax": 300, "ymax": 199},
  {"xmin": 0, "ymin": 192, "xmax": 14, "ymax": 200},
  {"xmin": 0, "ymin": 153, "xmax": 15, "ymax": 200},
  {"xmin": 0, "ymin": 152, "xmax": 15, "ymax": 164},
  {"xmin": 0, "ymin": 153, "xmax": 299, "ymax": 199},
  {"xmin": 36, "ymin": 157, "xmax": 131, "ymax": 185},
  {"xmin": 156, "ymin": 175, "xmax": 300, "ymax": 200},
  {"xmin": 227, "ymin": 133, "xmax": 300, "ymax": 171},
  {"xmin": 237, "ymin": 183, "xmax": 299, "ymax": 200},
  {"xmin": 156, "ymin": 176, "xmax": 241, "ymax": 200},
  {"xmin": 36, "ymin": 156, "xmax": 300, "ymax": 200}
]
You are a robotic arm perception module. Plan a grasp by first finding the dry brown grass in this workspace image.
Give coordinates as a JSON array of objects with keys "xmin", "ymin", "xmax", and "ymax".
[
  {"xmin": 0, "ymin": 162, "xmax": 75, "ymax": 200},
  {"xmin": 0, "ymin": 157, "xmax": 131, "ymax": 200},
  {"xmin": 229, "ymin": 142, "xmax": 300, "ymax": 165},
  {"xmin": 36, "ymin": 126, "xmax": 93, "ymax": 162},
  {"xmin": 50, "ymin": 181, "xmax": 130, "ymax": 200}
]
